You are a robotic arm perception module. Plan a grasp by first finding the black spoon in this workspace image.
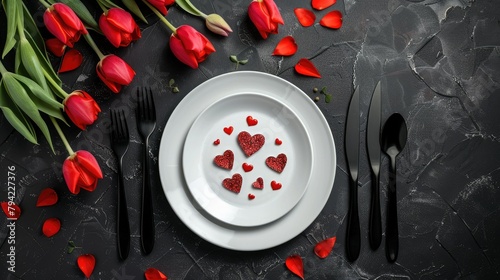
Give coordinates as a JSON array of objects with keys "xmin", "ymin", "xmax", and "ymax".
[{"xmin": 381, "ymin": 113, "xmax": 407, "ymax": 263}]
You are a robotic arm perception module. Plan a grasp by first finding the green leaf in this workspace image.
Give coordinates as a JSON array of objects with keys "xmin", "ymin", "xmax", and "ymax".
[
  {"xmin": 325, "ymin": 94, "xmax": 332, "ymax": 103},
  {"xmin": 57, "ymin": 0, "xmax": 99, "ymax": 31},
  {"xmin": 18, "ymin": 39, "xmax": 50, "ymax": 92},
  {"xmin": 320, "ymin": 86, "xmax": 327, "ymax": 94},
  {"xmin": 172, "ymin": 87, "xmax": 179, "ymax": 93},
  {"xmin": 22, "ymin": 3, "xmax": 49, "ymax": 60},
  {"xmin": 67, "ymin": 246, "xmax": 75, "ymax": 254},
  {"xmin": 169, "ymin": 78, "xmax": 175, "ymax": 87},
  {"xmin": 121, "ymin": 0, "xmax": 148, "ymax": 23},
  {"xmin": 229, "ymin": 55, "xmax": 238, "ymax": 63},
  {"xmin": 12, "ymin": 74, "xmax": 63, "ymax": 110},
  {"xmin": 2, "ymin": 0, "xmax": 18, "ymax": 58},
  {"xmin": 0, "ymin": 81, "xmax": 37, "ymax": 144},
  {"xmin": 175, "ymin": 0, "xmax": 203, "ymax": 17},
  {"xmin": 24, "ymin": 31, "xmax": 62, "ymax": 88},
  {"xmin": 239, "ymin": 59, "xmax": 249, "ymax": 65}
]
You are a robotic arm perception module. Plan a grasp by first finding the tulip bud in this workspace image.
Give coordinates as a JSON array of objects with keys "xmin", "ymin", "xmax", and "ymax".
[
  {"xmin": 248, "ymin": 0, "xmax": 284, "ymax": 39},
  {"xmin": 170, "ymin": 25, "xmax": 216, "ymax": 69},
  {"xmin": 99, "ymin": 8, "xmax": 141, "ymax": 48},
  {"xmin": 43, "ymin": 3, "xmax": 88, "ymax": 48},
  {"xmin": 205, "ymin": 14, "xmax": 233, "ymax": 36},
  {"xmin": 63, "ymin": 91, "xmax": 101, "ymax": 130},
  {"xmin": 96, "ymin": 55, "xmax": 136, "ymax": 93},
  {"xmin": 63, "ymin": 150, "xmax": 103, "ymax": 194}
]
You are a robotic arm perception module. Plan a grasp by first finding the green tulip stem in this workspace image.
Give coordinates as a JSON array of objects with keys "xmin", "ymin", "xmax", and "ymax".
[
  {"xmin": 50, "ymin": 116, "xmax": 75, "ymax": 156},
  {"xmin": 186, "ymin": 0, "xmax": 208, "ymax": 18},
  {"xmin": 39, "ymin": 0, "xmax": 51, "ymax": 9},
  {"xmin": 42, "ymin": 68, "xmax": 69, "ymax": 98},
  {"xmin": 83, "ymin": 33, "xmax": 105, "ymax": 59},
  {"xmin": 141, "ymin": 0, "xmax": 177, "ymax": 33},
  {"xmin": 96, "ymin": 1, "xmax": 108, "ymax": 13}
]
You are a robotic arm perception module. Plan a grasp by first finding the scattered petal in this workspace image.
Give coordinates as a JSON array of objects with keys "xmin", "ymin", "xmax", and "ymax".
[
  {"xmin": 46, "ymin": 38, "xmax": 66, "ymax": 57},
  {"xmin": 1, "ymin": 201, "xmax": 21, "ymax": 220},
  {"xmin": 320, "ymin": 10, "xmax": 343, "ymax": 29},
  {"xmin": 314, "ymin": 236, "xmax": 336, "ymax": 258},
  {"xmin": 36, "ymin": 188, "xmax": 59, "ymax": 207},
  {"xmin": 273, "ymin": 36, "xmax": 298, "ymax": 56},
  {"xmin": 42, "ymin": 217, "xmax": 61, "ymax": 237},
  {"xmin": 294, "ymin": 8, "xmax": 316, "ymax": 27},
  {"xmin": 59, "ymin": 49, "xmax": 83, "ymax": 73},
  {"xmin": 285, "ymin": 255, "xmax": 304, "ymax": 280},
  {"xmin": 145, "ymin": 267, "xmax": 168, "ymax": 280},
  {"xmin": 295, "ymin": 58, "xmax": 321, "ymax": 78},
  {"xmin": 77, "ymin": 254, "xmax": 96, "ymax": 278},
  {"xmin": 312, "ymin": 0, "xmax": 336, "ymax": 10}
]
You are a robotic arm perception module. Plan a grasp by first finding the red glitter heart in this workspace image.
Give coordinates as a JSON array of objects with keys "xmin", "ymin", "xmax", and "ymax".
[
  {"xmin": 214, "ymin": 150, "xmax": 234, "ymax": 170},
  {"xmin": 222, "ymin": 174, "xmax": 243, "ymax": 194},
  {"xmin": 246, "ymin": 116, "xmax": 258, "ymax": 126},
  {"xmin": 252, "ymin": 177, "xmax": 264, "ymax": 189},
  {"xmin": 242, "ymin": 163, "xmax": 253, "ymax": 172},
  {"xmin": 213, "ymin": 139, "xmax": 220, "ymax": 145},
  {"xmin": 266, "ymin": 153, "xmax": 287, "ymax": 173},
  {"xmin": 238, "ymin": 131, "xmax": 265, "ymax": 157},
  {"xmin": 275, "ymin": 138, "xmax": 282, "ymax": 145},
  {"xmin": 248, "ymin": 193, "xmax": 256, "ymax": 200},
  {"xmin": 223, "ymin": 126, "xmax": 233, "ymax": 135},
  {"xmin": 271, "ymin": 180, "xmax": 282, "ymax": 190}
]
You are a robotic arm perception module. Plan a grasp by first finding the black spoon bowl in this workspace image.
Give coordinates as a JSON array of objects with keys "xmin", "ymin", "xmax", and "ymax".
[{"xmin": 381, "ymin": 113, "xmax": 407, "ymax": 263}]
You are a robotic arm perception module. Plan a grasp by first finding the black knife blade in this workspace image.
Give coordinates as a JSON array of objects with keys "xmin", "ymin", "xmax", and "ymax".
[
  {"xmin": 367, "ymin": 81, "xmax": 382, "ymax": 250},
  {"xmin": 345, "ymin": 86, "xmax": 360, "ymax": 262}
]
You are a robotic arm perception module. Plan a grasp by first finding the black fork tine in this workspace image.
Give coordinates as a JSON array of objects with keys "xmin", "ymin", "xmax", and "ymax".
[
  {"xmin": 111, "ymin": 110, "xmax": 117, "ymax": 140},
  {"xmin": 146, "ymin": 88, "xmax": 155, "ymax": 120},
  {"xmin": 119, "ymin": 110, "xmax": 129, "ymax": 140}
]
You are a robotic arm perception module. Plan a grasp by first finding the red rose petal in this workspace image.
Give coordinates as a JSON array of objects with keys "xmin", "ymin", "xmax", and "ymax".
[
  {"xmin": 46, "ymin": 38, "xmax": 66, "ymax": 57},
  {"xmin": 272, "ymin": 36, "xmax": 298, "ymax": 56},
  {"xmin": 271, "ymin": 180, "xmax": 282, "ymax": 190},
  {"xmin": 295, "ymin": 58, "xmax": 322, "ymax": 78},
  {"xmin": 223, "ymin": 126, "xmax": 234, "ymax": 135},
  {"xmin": 42, "ymin": 217, "xmax": 61, "ymax": 237},
  {"xmin": 285, "ymin": 255, "xmax": 304, "ymax": 280},
  {"xmin": 294, "ymin": 8, "xmax": 316, "ymax": 27},
  {"xmin": 312, "ymin": 0, "xmax": 336, "ymax": 10},
  {"xmin": 36, "ymin": 188, "xmax": 58, "ymax": 207},
  {"xmin": 320, "ymin": 10, "xmax": 343, "ymax": 29},
  {"xmin": 1, "ymin": 201, "xmax": 21, "ymax": 220},
  {"xmin": 214, "ymin": 150, "xmax": 234, "ymax": 170},
  {"xmin": 314, "ymin": 236, "xmax": 336, "ymax": 258},
  {"xmin": 59, "ymin": 49, "xmax": 83, "ymax": 73},
  {"xmin": 275, "ymin": 138, "xmax": 282, "ymax": 145},
  {"xmin": 77, "ymin": 254, "xmax": 96, "ymax": 279},
  {"xmin": 246, "ymin": 115, "xmax": 258, "ymax": 126},
  {"xmin": 145, "ymin": 267, "xmax": 168, "ymax": 280},
  {"xmin": 248, "ymin": 193, "xmax": 255, "ymax": 200}
]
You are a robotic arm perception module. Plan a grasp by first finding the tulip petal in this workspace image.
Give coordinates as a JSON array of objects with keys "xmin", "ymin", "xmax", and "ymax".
[
  {"xmin": 99, "ymin": 55, "xmax": 136, "ymax": 85},
  {"xmin": 42, "ymin": 217, "xmax": 61, "ymax": 237},
  {"xmin": 314, "ymin": 237, "xmax": 336, "ymax": 258},
  {"xmin": 106, "ymin": 8, "xmax": 137, "ymax": 33},
  {"xmin": 285, "ymin": 255, "xmax": 304, "ymax": 280},
  {"xmin": 263, "ymin": 0, "xmax": 284, "ymax": 24},
  {"xmin": 44, "ymin": 12, "xmax": 71, "ymax": 48},
  {"xmin": 75, "ymin": 151, "xmax": 103, "ymax": 179},
  {"xmin": 77, "ymin": 254, "xmax": 96, "ymax": 279},
  {"xmin": 63, "ymin": 159, "xmax": 81, "ymax": 194},
  {"xmin": 295, "ymin": 58, "xmax": 321, "ymax": 78},
  {"xmin": 312, "ymin": 0, "xmax": 336, "ymax": 10},
  {"xmin": 170, "ymin": 36, "xmax": 199, "ymax": 69},
  {"xmin": 1, "ymin": 201, "xmax": 21, "ymax": 219},
  {"xmin": 320, "ymin": 10, "xmax": 343, "ymax": 29},
  {"xmin": 145, "ymin": 267, "xmax": 168, "ymax": 280},
  {"xmin": 96, "ymin": 66, "xmax": 121, "ymax": 93},
  {"xmin": 53, "ymin": 3, "xmax": 86, "ymax": 33},
  {"xmin": 99, "ymin": 15, "xmax": 122, "ymax": 48},
  {"xmin": 272, "ymin": 36, "xmax": 297, "ymax": 56},
  {"xmin": 59, "ymin": 49, "xmax": 83, "ymax": 73},
  {"xmin": 36, "ymin": 188, "xmax": 58, "ymax": 207},
  {"xmin": 294, "ymin": 8, "xmax": 316, "ymax": 27},
  {"xmin": 46, "ymin": 38, "xmax": 66, "ymax": 57}
]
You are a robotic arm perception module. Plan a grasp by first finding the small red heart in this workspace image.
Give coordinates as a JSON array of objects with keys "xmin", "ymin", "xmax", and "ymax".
[
  {"xmin": 248, "ymin": 193, "xmax": 256, "ymax": 200},
  {"xmin": 77, "ymin": 254, "xmax": 96, "ymax": 279},
  {"xmin": 314, "ymin": 236, "xmax": 336, "ymax": 259},
  {"xmin": 285, "ymin": 255, "xmax": 304, "ymax": 279},
  {"xmin": 266, "ymin": 153, "xmax": 287, "ymax": 173},
  {"xmin": 42, "ymin": 217, "xmax": 61, "ymax": 237},
  {"xmin": 36, "ymin": 188, "xmax": 58, "ymax": 207},
  {"xmin": 246, "ymin": 116, "xmax": 258, "ymax": 126},
  {"xmin": 223, "ymin": 126, "xmax": 234, "ymax": 135},
  {"xmin": 271, "ymin": 180, "xmax": 282, "ymax": 190},
  {"xmin": 252, "ymin": 177, "xmax": 264, "ymax": 189},
  {"xmin": 214, "ymin": 150, "xmax": 234, "ymax": 170},
  {"xmin": 144, "ymin": 267, "xmax": 168, "ymax": 280},
  {"xmin": 213, "ymin": 139, "xmax": 220, "ymax": 145},
  {"xmin": 222, "ymin": 174, "xmax": 243, "ymax": 194},
  {"xmin": 238, "ymin": 131, "xmax": 265, "ymax": 157},
  {"xmin": 275, "ymin": 138, "xmax": 282, "ymax": 145},
  {"xmin": 242, "ymin": 163, "xmax": 253, "ymax": 172}
]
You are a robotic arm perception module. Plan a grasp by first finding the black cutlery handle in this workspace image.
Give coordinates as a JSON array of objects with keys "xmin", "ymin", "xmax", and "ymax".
[
  {"xmin": 369, "ymin": 172, "xmax": 382, "ymax": 250},
  {"xmin": 140, "ymin": 142, "xmax": 155, "ymax": 254},
  {"xmin": 346, "ymin": 176, "xmax": 360, "ymax": 262},
  {"xmin": 386, "ymin": 157, "xmax": 398, "ymax": 262},
  {"xmin": 117, "ymin": 166, "xmax": 130, "ymax": 260}
]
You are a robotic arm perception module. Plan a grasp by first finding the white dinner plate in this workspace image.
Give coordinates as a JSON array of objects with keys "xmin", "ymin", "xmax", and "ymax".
[
  {"xmin": 182, "ymin": 93, "xmax": 313, "ymax": 227},
  {"xmin": 158, "ymin": 71, "xmax": 336, "ymax": 251}
]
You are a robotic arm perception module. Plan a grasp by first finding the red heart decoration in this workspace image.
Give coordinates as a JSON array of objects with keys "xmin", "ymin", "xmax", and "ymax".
[
  {"xmin": 59, "ymin": 48, "xmax": 83, "ymax": 73},
  {"xmin": 275, "ymin": 138, "xmax": 282, "ymax": 145},
  {"xmin": 42, "ymin": 217, "xmax": 61, "ymax": 237},
  {"xmin": 238, "ymin": 131, "xmax": 265, "ymax": 157},
  {"xmin": 248, "ymin": 193, "xmax": 256, "ymax": 200},
  {"xmin": 266, "ymin": 153, "xmax": 287, "ymax": 173},
  {"xmin": 314, "ymin": 236, "xmax": 336, "ymax": 259},
  {"xmin": 213, "ymin": 139, "xmax": 220, "ymax": 145},
  {"xmin": 77, "ymin": 254, "xmax": 96, "ymax": 278},
  {"xmin": 295, "ymin": 58, "xmax": 321, "ymax": 78},
  {"xmin": 214, "ymin": 150, "xmax": 234, "ymax": 170},
  {"xmin": 252, "ymin": 177, "xmax": 264, "ymax": 189},
  {"xmin": 294, "ymin": 8, "xmax": 316, "ymax": 27},
  {"xmin": 223, "ymin": 126, "xmax": 234, "ymax": 135},
  {"xmin": 36, "ymin": 188, "xmax": 58, "ymax": 207},
  {"xmin": 144, "ymin": 267, "xmax": 168, "ymax": 280},
  {"xmin": 312, "ymin": 0, "xmax": 336, "ymax": 10},
  {"xmin": 273, "ymin": 36, "xmax": 298, "ymax": 56},
  {"xmin": 1, "ymin": 201, "xmax": 21, "ymax": 220},
  {"xmin": 320, "ymin": 10, "xmax": 343, "ymax": 29},
  {"xmin": 285, "ymin": 255, "xmax": 304, "ymax": 279},
  {"xmin": 271, "ymin": 180, "xmax": 282, "ymax": 190},
  {"xmin": 246, "ymin": 116, "xmax": 258, "ymax": 126},
  {"xmin": 242, "ymin": 163, "xmax": 253, "ymax": 172},
  {"xmin": 222, "ymin": 174, "xmax": 243, "ymax": 194}
]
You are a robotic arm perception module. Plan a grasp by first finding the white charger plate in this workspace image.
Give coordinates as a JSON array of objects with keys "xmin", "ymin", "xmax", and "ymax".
[
  {"xmin": 158, "ymin": 71, "xmax": 336, "ymax": 251},
  {"xmin": 182, "ymin": 93, "xmax": 313, "ymax": 227}
]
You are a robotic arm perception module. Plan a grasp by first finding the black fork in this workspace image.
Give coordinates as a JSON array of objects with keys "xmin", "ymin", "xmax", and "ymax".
[
  {"xmin": 110, "ymin": 109, "xmax": 131, "ymax": 260},
  {"xmin": 136, "ymin": 87, "xmax": 157, "ymax": 254}
]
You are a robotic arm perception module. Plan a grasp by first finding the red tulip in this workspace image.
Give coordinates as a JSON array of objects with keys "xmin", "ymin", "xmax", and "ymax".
[
  {"xmin": 63, "ymin": 151, "xmax": 103, "ymax": 194},
  {"xmin": 146, "ymin": 0, "xmax": 175, "ymax": 16},
  {"xmin": 248, "ymin": 0, "xmax": 284, "ymax": 39},
  {"xmin": 96, "ymin": 55, "xmax": 136, "ymax": 93},
  {"xmin": 170, "ymin": 25, "xmax": 216, "ymax": 69},
  {"xmin": 63, "ymin": 90, "xmax": 101, "ymax": 130},
  {"xmin": 43, "ymin": 3, "xmax": 88, "ymax": 48},
  {"xmin": 99, "ymin": 8, "xmax": 141, "ymax": 48}
]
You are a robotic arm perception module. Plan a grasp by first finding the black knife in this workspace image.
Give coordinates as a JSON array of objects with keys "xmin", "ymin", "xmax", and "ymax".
[
  {"xmin": 345, "ymin": 86, "xmax": 361, "ymax": 262},
  {"xmin": 367, "ymin": 81, "xmax": 382, "ymax": 250}
]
